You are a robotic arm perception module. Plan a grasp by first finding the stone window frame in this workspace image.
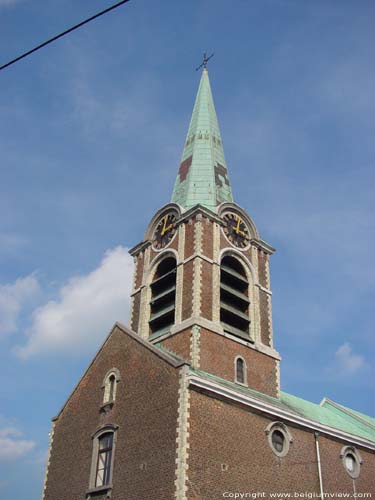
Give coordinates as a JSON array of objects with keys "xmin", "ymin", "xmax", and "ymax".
[
  {"xmin": 234, "ymin": 355, "xmax": 247, "ymax": 386},
  {"xmin": 265, "ymin": 421, "xmax": 293, "ymax": 458},
  {"xmin": 219, "ymin": 249, "xmax": 257, "ymax": 343},
  {"xmin": 102, "ymin": 368, "xmax": 121, "ymax": 406},
  {"xmin": 147, "ymin": 251, "xmax": 178, "ymax": 339},
  {"xmin": 87, "ymin": 424, "xmax": 119, "ymax": 498},
  {"xmin": 340, "ymin": 445, "xmax": 363, "ymax": 479}
]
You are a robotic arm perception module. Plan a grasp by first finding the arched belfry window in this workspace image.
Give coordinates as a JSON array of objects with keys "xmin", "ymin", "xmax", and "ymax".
[
  {"xmin": 220, "ymin": 255, "xmax": 250, "ymax": 339},
  {"xmin": 149, "ymin": 256, "xmax": 177, "ymax": 336}
]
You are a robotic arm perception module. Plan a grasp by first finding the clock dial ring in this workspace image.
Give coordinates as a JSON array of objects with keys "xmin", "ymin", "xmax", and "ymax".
[
  {"xmin": 152, "ymin": 212, "xmax": 178, "ymax": 250},
  {"xmin": 222, "ymin": 212, "xmax": 250, "ymax": 249}
]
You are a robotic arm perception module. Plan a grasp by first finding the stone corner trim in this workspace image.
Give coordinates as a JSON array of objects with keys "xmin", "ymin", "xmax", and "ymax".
[
  {"xmin": 41, "ymin": 419, "xmax": 56, "ymax": 500},
  {"xmin": 174, "ymin": 365, "xmax": 191, "ymax": 500}
]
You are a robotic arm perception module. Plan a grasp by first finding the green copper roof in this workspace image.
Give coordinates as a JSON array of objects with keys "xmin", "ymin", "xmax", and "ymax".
[
  {"xmin": 189, "ymin": 368, "xmax": 375, "ymax": 443},
  {"xmin": 320, "ymin": 398, "xmax": 375, "ymax": 430},
  {"xmin": 153, "ymin": 342, "xmax": 375, "ymax": 444},
  {"xmin": 171, "ymin": 69, "xmax": 233, "ymax": 211}
]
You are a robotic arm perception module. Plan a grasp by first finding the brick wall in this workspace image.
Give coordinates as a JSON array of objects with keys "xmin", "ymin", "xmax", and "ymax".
[
  {"xmin": 134, "ymin": 253, "xmax": 144, "ymax": 290},
  {"xmin": 199, "ymin": 329, "xmax": 278, "ymax": 397},
  {"xmin": 319, "ymin": 434, "xmax": 375, "ymax": 494},
  {"xmin": 201, "ymin": 260, "xmax": 213, "ymax": 320},
  {"xmin": 182, "ymin": 260, "xmax": 194, "ymax": 321},
  {"xmin": 259, "ymin": 291, "xmax": 271, "ymax": 347},
  {"xmin": 188, "ymin": 390, "xmax": 319, "ymax": 499},
  {"xmin": 184, "ymin": 220, "xmax": 195, "ymax": 258},
  {"xmin": 161, "ymin": 329, "xmax": 192, "ymax": 362},
  {"xmin": 44, "ymin": 326, "xmax": 180, "ymax": 500},
  {"xmin": 258, "ymin": 249, "xmax": 268, "ymax": 288},
  {"xmin": 202, "ymin": 217, "xmax": 214, "ymax": 259},
  {"xmin": 130, "ymin": 291, "xmax": 141, "ymax": 332},
  {"xmin": 187, "ymin": 390, "xmax": 375, "ymax": 499}
]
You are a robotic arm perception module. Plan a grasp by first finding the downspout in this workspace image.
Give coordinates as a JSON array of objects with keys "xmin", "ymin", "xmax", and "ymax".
[{"xmin": 315, "ymin": 432, "xmax": 324, "ymax": 499}]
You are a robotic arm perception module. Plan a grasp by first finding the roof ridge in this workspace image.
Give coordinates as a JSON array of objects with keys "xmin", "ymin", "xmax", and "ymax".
[{"xmin": 320, "ymin": 397, "xmax": 375, "ymax": 430}]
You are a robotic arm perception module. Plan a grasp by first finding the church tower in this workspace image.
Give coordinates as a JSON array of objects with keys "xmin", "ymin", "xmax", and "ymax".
[
  {"xmin": 129, "ymin": 67, "xmax": 280, "ymax": 398},
  {"xmin": 42, "ymin": 64, "xmax": 375, "ymax": 500}
]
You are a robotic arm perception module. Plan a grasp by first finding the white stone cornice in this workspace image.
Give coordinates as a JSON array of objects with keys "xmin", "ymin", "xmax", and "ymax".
[
  {"xmin": 188, "ymin": 374, "xmax": 375, "ymax": 451},
  {"xmin": 178, "ymin": 204, "xmax": 223, "ymax": 226},
  {"xmin": 251, "ymin": 238, "xmax": 276, "ymax": 255},
  {"xmin": 128, "ymin": 240, "xmax": 151, "ymax": 257}
]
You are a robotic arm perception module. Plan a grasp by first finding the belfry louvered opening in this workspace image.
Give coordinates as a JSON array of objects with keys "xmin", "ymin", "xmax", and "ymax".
[
  {"xmin": 149, "ymin": 256, "xmax": 177, "ymax": 336},
  {"xmin": 220, "ymin": 255, "xmax": 250, "ymax": 339}
]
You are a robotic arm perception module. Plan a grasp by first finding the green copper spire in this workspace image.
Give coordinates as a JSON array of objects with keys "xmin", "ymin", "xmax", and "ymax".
[{"xmin": 171, "ymin": 68, "xmax": 233, "ymax": 211}]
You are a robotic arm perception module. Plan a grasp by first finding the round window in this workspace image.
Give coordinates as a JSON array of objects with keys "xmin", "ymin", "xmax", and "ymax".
[
  {"xmin": 271, "ymin": 430, "xmax": 285, "ymax": 453},
  {"xmin": 342, "ymin": 449, "xmax": 361, "ymax": 478},
  {"xmin": 341, "ymin": 446, "xmax": 361, "ymax": 479},
  {"xmin": 266, "ymin": 423, "xmax": 292, "ymax": 458},
  {"xmin": 345, "ymin": 454, "xmax": 355, "ymax": 473}
]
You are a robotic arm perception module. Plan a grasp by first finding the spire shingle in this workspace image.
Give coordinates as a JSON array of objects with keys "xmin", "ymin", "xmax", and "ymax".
[{"xmin": 171, "ymin": 69, "xmax": 233, "ymax": 211}]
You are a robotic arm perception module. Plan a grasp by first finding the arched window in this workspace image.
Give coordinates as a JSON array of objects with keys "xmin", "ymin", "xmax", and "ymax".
[
  {"xmin": 96, "ymin": 432, "xmax": 113, "ymax": 487},
  {"xmin": 235, "ymin": 357, "xmax": 246, "ymax": 385},
  {"xmin": 108, "ymin": 375, "xmax": 116, "ymax": 402},
  {"xmin": 149, "ymin": 256, "xmax": 177, "ymax": 336},
  {"xmin": 220, "ymin": 255, "xmax": 250, "ymax": 338},
  {"xmin": 89, "ymin": 425, "xmax": 118, "ymax": 492},
  {"xmin": 102, "ymin": 369, "xmax": 120, "ymax": 405}
]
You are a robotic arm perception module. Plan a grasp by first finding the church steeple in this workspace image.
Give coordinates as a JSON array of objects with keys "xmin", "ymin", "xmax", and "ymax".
[
  {"xmin": 130, "ymin": 66, "xmax": 279, "ymax": 399},
  {"xmin": 171, "ymin": 68, "xmax": 233, "ymax": 211}
]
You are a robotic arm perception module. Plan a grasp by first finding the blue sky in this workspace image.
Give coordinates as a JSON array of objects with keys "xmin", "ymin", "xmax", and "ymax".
[{"xmin": 1, "ymin": 1, "xmax": 374, "ymax": 498}]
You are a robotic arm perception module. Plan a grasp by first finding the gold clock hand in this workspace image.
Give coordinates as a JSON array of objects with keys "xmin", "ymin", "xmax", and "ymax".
[
  {"xmin": 235, "ymin": 215, "xmax": 241, "ymax": 234},
  {"xmin": 161, "ymin": 216, "xmax": 167, "ymax": 235},
  {"xmin": 164, "ymin": 224, "xmax": 174, "ymax": 233}
]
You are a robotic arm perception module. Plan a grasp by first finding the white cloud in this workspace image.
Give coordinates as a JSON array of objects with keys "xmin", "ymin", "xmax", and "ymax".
[
  {"xmin": 334, "ymin": 342, "xmax": 366, "ymax": 375},
  {"xmin": 16, "ymin": 246, "xmax": 133, "ymax": 358},
  {"xmin": 0, "ymin": 275, "xmax": 40, "ymax": 337},
  {"xmin": 0, "ymin": 426, "xmax": 35, "ymax": 462}
]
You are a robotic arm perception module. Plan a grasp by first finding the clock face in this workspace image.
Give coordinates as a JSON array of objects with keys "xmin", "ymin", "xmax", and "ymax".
[
  {"xmin": 223, "ymin": 212, "xmax": 250, "ymax": 248},
  {"xmin": 153, "ymin": 212, "xmax": 177, "ymax": 249}
]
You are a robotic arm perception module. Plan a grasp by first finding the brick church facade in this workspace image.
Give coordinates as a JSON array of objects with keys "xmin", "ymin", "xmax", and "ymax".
[{"xmin": 42, "ymin": 67, "xmax": 375, "ymax": 500}]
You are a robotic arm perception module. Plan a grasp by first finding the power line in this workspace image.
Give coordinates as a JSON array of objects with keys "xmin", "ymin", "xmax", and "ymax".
[{"xmin": 0, "ymin": 0, "xmax": 131, "ymax": 72}]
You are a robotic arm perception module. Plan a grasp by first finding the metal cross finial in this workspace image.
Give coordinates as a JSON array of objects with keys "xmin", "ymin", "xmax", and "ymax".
[{"xmin": 195, "ymin": 51, "xmax": 214, "ymax": 71}]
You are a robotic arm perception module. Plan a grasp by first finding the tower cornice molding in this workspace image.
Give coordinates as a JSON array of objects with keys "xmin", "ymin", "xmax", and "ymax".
[
  {"xmin": 149, "ymin": 317, "xmax": 281, "ymax": 361},
  {"xmin": 128, "ymin": 240, "xmax": 151, "ymax": 257},
  {"xmin": 251, "ymin": 238, "xmax": 276, "ymax": 255},
  {"xmin": 178, "ymin": 204, "xmax": 223, "ymax": 225}
]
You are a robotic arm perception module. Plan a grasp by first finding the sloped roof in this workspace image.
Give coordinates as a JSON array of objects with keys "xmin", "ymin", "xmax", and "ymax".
[
  {"xmin": 53, "ymin": 324, "xmax": 188, "ymax": 420},
  {"xmin": 320, "ymin": 397, "xmax": 375, "ymax": 431},
  {"xmin": 187, "ymin": 367, "xmax": 375, "ymax": 444}
]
